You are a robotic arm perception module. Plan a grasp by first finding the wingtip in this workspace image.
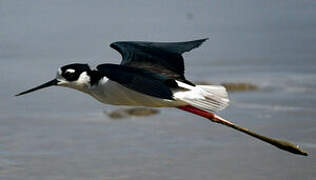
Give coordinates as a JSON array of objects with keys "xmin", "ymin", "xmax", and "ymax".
[
  {"xmin": 190, "ymin": 38, "xmax": 208, "ymax": 43},
  {"xmin": 202, "ymin": 37, "xmax": 209, "ymax": 41},
  {"xmin": 188, "ymin": 38, "xmax": 209, "ymax": 50},
  {"xmin": 109, "ymin": 42, "xmax": 117, "ymax": 49},
  {"xmin": 195, "ymin": 38, "xmax": 209, "ymax": 43}
]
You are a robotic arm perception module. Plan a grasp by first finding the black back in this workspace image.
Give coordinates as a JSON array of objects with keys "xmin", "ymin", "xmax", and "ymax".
[
  {"xmin": 97, "ymin": 64, "xmax": 179, "ymax": 100},
  {"xmin": 110, "ymin": 38, "xmax": 208, "ymax": 84}
]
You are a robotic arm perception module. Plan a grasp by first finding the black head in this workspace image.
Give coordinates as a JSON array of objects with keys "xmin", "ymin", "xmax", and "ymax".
[
  {"xmin": 16, "ymin": 63, "xmax": 95, "ymax": 96},
  {"xmin": 58, "ymin": 63, "xmax": 91, "ymax": 82}
]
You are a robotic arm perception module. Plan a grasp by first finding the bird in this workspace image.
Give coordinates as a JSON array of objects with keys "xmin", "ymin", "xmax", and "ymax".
[{"xmin": 16, "ymin": 38, "xmax": 307, "ymax": 156}]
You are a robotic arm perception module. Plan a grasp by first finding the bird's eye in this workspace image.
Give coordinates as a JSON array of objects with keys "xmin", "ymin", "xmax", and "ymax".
[
  {"xmin": 64, "ymin": 72, "xmax": 73, "ymax": 77},
  {"xmin": 63, "ymin": 71, "xmax": 76, "ymax": 81}
]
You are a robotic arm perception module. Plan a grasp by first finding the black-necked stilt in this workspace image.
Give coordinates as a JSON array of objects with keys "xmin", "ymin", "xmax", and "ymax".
[{"xmin": 16, "ymin": 39, "xmax": 307, "ymax": 156}]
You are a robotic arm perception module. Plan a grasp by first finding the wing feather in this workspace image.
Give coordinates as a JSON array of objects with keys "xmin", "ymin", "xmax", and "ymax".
[
  {"xmin": 97, "ymin": 64, "xmax": 178, "ymax": 100},
  {"xmin": 110, "ymin": 38, "xmax": 208, "ymax": 82}
]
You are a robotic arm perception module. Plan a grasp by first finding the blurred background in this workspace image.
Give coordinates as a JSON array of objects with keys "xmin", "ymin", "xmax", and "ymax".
[{"xmin": 1, "ymin": 0, "xmax": 316, "ymax": 179}]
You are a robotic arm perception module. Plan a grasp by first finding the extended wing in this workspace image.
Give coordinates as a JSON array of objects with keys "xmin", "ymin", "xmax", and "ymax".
[{"xmin": 110, "ymin": 38, "xmax": 208, "ymax": 84}]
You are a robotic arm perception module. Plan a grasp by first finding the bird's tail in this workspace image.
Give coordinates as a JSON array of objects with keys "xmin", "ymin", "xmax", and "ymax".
[
  {"xmin": 173, "ymin": 82, "xmax": 229, "ymax": 112},
  {"xmin": 177, "ymin": 105, "xmax": 308, "ymax": 156}
]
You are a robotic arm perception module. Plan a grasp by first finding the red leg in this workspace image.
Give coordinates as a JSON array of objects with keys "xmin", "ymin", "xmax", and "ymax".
[
  {"xmin": 177, "ymin": 105, "xmax": 308, "ymax": 156},
  {"xmin": 177, "ymin": 105, "xmax": 233, "ymax": 126}
]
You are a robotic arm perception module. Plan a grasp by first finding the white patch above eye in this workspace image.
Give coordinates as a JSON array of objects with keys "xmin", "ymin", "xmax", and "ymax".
[{"xmin": 66, "ymin": 69, "xmax": 75, "ymax": 73}]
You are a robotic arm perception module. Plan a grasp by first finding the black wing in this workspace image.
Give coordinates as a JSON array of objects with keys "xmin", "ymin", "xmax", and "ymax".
[
  {"xmin": 110, "ymin": 38, "xmax": 208, "ymax": 83},
  {"xmin": 97, "ymin": 64, "xmax": 179, "ymax": 100}
]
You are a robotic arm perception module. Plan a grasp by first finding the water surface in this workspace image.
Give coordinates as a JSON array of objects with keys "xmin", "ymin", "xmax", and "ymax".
[{"xmin": 1, "ymin": 0, "xmax": 316, "ymax": 179}]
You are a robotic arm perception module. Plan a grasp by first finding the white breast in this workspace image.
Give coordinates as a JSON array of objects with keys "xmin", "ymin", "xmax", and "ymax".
[{"xmin": 88, "ymin": 78, "xmax": 185, "ymax": 107}]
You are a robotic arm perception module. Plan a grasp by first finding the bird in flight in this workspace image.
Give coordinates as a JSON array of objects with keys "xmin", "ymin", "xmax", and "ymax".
[{"xmin": 16, "ymin": 38, "xmax": 307, "ymax": 156}]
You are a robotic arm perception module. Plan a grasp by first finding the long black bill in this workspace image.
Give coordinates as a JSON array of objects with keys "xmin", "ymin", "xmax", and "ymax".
[{"xmin": 15, "ymin": 79, "xmax": 59, "ymax": 96}]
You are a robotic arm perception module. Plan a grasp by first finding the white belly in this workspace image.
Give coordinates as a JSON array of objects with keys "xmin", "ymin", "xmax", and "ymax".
[{"xmin": 88, "ymin": 80, "xmax": 185, "ymax": 107}]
